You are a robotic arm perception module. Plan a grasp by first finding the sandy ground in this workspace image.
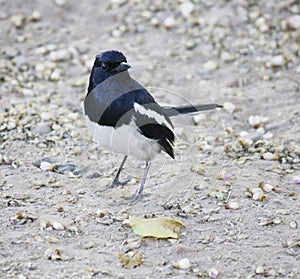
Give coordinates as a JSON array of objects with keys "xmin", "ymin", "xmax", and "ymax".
[{"xmin": 0, "ymin": 1, "xmax": 299, "ymax": 278}]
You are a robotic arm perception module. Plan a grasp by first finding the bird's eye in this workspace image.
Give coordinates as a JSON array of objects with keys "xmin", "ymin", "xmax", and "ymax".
[{"xmin": 101, "ymin": 62, "xmax": 109, "ymax": 71}]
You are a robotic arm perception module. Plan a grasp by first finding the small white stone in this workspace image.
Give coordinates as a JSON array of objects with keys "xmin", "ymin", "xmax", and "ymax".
[
  {"xmin": 31, "ymin": 10, "xmax": 41, "ymax": 21},
  {"xmin": 248, "ymin": 115, "xmax": 262, "ymax": 128},
  {"xmin": 52, "ymin": 221, "xmax": 64, "ymax": 231},
  {"xmin": 22, "ymin": 89, "xmax": 35, "ymax": 96},
  {"xmin": 11, "ymin": 14, "xmax": 26, "ymax": 28},
  {"xmin": 225, "ymin": 201, "xmax": 240, "ymax": 210},
  {"xmin": 7, "ymin": 121, "xmax": 17, "ymax": 130},
  {"xmin": 223, "ymin": 102, "xmax": 236, "ymax": 114},
  {"xmin": 203, "ymin": 60, "xmax": 218, "ymax": 71},
  {"xmin": 178, "ymin": 258, "xmax": 191, "ymax": 269},
  {"xmin": 49, "ymin": 49, "xmax": 72, "ymax": 62},
  {"xmin": 287, "ymin": 15, "xmax": 300, "ymax": 30},
  {"xmin": 259, "ymin": 23, "xmax": 269, "ymax": 32},
  {"xmin": 32, "ymin": 122, "xmax": 52, "ymax": 135},
  {"xmin": 68, "ymin": 112, "xmax": 80, "ymax": 120},
  {"xmin": 256, "ymin": 266, "xmax": 265, "ymax": 274},
  {"xmin": 239, "ymin": 131, "xmax": 249, "ymax": 138},
  {"xmin": 185, "ymin": 40, "xmax": 197, "ymax": 50},
  {"xmin": 35, "ymin": 63, "xmax": 45, "ymax": 71},
  {"xmin": 50, "ymin": 69, "xmax": 61, "ymax": 81},
  {"xmin": 40, "ymin": 161, "xmax": 53, "ymax": 171},
  {"xmin": 263, "ymin": 152, "xmax": 277, "ymax": 161},
  {"xmin": 208, "ymin": 267, "xmax": 219, "ymax": 278},
  {"xmin": 192, "ymin": 114, "xmax": 204, "ymax": 125},
  {"xmin": 220, "ymin": 51, "xmax": 235, "ymax": 62},
  {"xmin": 179, "ymin": 2, "xmax": 195, "ymax": 18},
  {"xmin": 150, "ymin": 17, "xmax": 160, "ymax": 27},
  {"xmin": 41, "ymin": 112, "xmax": 52, "ymax": 121},
  {"xmin": 54, "ymin": 0, "xmax": 65, "ymax": 6},
  {"xmin": 112, "ymin": 29, "xmax": 122, "ymax": 37},
  {"xmin": 255, "ymin": 17, "xmax": 269, "ymax": 32},
  {"xmin": 263, "ymin": 131, "xmax": 273, "ymax": 139},
  {"xmin": 271, "ymin": 55, "xmax": 286, "ymax": 67},
  {"xmin": 35, "ymin": 46, "xmax": 48, "ymax": 55},
  {"xmin": 252, "ymin": 191, "xmax": 266, "ymax": 201},
  {"xmin": 164, "ymin": 16, "xmax": 176, "ymax": 29}
]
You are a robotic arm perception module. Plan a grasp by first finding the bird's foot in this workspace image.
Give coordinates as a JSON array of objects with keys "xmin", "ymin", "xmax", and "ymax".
[
  {"xmin": 119, "ymin": 188, "xmax": 144, "ymax": 205},
  {"xmin": 94, "ymin": 178, "xmax": 130, "ymax": 194}
]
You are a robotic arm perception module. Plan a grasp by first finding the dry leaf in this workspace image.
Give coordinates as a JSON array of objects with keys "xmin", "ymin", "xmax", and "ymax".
[
  {"xmin": 129, "ymin": 216, "xmax": 185, "ymax": 239},
  {"xmin": 119, "ymin": 251, "xmax": 142, "ymax": 269}
]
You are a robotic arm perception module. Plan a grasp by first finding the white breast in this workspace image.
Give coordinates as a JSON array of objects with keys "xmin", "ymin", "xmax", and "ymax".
[{"xmin": 84, "ymin": 115, "xmax": 161, "ymax": 161}]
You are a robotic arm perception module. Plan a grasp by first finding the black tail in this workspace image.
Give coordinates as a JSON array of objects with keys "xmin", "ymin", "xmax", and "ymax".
[{"xmin": 163, "ymin": 104, "xmax": 223, "ymax": 117}]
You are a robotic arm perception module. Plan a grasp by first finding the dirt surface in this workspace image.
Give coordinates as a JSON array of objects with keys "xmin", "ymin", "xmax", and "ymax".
[{"xmin": 0, "ymin": 1, "xmax": 300, "ymax": 278}]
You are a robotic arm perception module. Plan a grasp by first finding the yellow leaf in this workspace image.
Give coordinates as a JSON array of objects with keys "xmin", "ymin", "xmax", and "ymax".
[
  {"xmin": 119, "ymin": 251, "xmax": 142, "ymax": 269},
  {"xmin": 129, "ymin": 216, "xmax": 185, "ymax": 239}
]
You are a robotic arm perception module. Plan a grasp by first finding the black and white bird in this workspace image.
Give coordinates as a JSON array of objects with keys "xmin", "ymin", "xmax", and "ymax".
[{"xmin": 84, "ymin": 50, "xmax": 222, "ymax": 202}]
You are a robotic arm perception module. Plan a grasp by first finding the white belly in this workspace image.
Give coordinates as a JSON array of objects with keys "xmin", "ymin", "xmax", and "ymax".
[{"xmin": 85, "ymin": 115, "xmax": 161, "ymax": 161}]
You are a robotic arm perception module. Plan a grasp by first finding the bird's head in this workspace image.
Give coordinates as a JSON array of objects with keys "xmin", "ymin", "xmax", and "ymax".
[{"xmin": 87, "ymin": 50, "xmax": 131, "ymax": 93}]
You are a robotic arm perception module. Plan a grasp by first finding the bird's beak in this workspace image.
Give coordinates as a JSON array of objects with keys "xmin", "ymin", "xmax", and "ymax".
[{"xmin": 115, "ymin": 62, "xmax": 131, "ymax": 72}]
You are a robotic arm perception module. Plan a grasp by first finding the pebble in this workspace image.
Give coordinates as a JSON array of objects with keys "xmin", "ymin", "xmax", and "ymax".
[
  {"xmin": 287, "ymin": 15, "xmax": 300, "ymax": 30},
  {"xmin": 225, "ymin": 201, "xmax": 240, "ymax": 210},
  {"xmin": 176, "ymin": 258, "xmax": 191, "ymax": 269},
  {"xmin": 184, "ymin": 40, "xmax": 197, "ymax": 50},
  {"xmin": 248, "ymin": 115, "xmax": 264, "ymax": 128},
  {"xmin": 50, "ymin": 68, "xmax": 61, "ymax": 81},
  {"xmin": 255, "ymin": 17, "xmax": 269, "ymax": 32},
  {"xmin": 11, "ymin": 14, "xmax": 26, "ymax": 28},
  {"xmin": 192, "ymin": 114, "xmax": 204, "ymax": 125},
  {"xmin": 7, "ymin": 121, "xmax": 17, "ymax": 130},
  {"xmin": 3, "ymin": 47, "xmax": 18, "ymax": 59},
  {"xmin": 54, "ymin": 0, "xmax": 65, "ymax": 6},
  {"xmin": 82, "ymin": 241, "xmax": 95, "ymax": 249},
  {"xmin": 72, "ymin": 78, "xmax": 86, "ymax": 87},
  {"xmin": 223, "ymin": 102, "xmax": 236, "ymax": 114},
  {"xmin": 150, "ymin": 17, "xmax": 160, "ymax": 27},
  {"xmin": 30, "ymin": 10, "xmax": 42, "ymax": 22},
  {"xmin": 52, "ymin": 221, "xmax": 65, "ymax": 231},
  {"xmin": 289, "ymin": 221, "xmax": 298, "ymax": 229},
  {"xmin": 203, "ymin": 60, "xmax": 219, "ymax": 71},
  {"xmin": 220, "ymin": 51, "xmax": 235, "ymax": 62},
  {"xmin": 269, "ymin": 55, "xmax": 286, "ymax": 67},
  {"xmin": 12, "ymin": 55, "xmax": 29, "ymax": 70},
  {"xmin": 112, "ymin": 29, "xmax": 122, "ymax": 37},
  {"xmin": 263, "ymin": 152, "xmax": 278, "ymax": 161},
  {"xmin": 163, "ymin": 16, "xmax": 176, "ymax": 29},
  {"xmin": 208, "ymin": 267, "xmax": 219, "ymax": 278},
  {"xmin": 255, "ymin": 266, "xmax": 265, "ymax": 274},
  {"xmin": 179, "ymin": 2, "xmax": 195, "ymax": 18},
  {"xmin": 32, "ymin": 122, "xmax": 52, "ymax": 135},
  {"xmin": 40, "ymin": 112, "xmax": 52, "ymax": 121},
  {"xmin": 49, "ymin": 49, "xmax": 72, "ymax": 62}
]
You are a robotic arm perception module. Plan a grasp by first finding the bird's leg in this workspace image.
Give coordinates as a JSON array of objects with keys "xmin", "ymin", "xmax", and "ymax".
[
  {"xmin": 95, "ymin": 155, "xmax": 128, "ymax": 193},
  {"xmin": 130, "ymin": 161, "xmax": 151, "ymax": 203},
  {"xmin": 111, "ymin": 155, "xmax": 128, "ymax": 187}
]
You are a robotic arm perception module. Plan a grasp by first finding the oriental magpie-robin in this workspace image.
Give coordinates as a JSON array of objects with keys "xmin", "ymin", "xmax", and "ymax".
[{"xmin": 84, "ymin": 50, "xmax": 222, "ymax": 202}]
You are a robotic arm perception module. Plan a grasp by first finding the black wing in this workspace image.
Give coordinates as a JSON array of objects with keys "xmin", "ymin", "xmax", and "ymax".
[{"xmin": 84, "ymin": 88, "xmax": 175, "ymax": 158}]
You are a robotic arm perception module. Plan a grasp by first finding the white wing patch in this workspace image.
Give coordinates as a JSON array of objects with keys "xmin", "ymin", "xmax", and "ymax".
[{"xmin": 133, "ymin": 103, "xmax": 173, "ymax": 132}]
